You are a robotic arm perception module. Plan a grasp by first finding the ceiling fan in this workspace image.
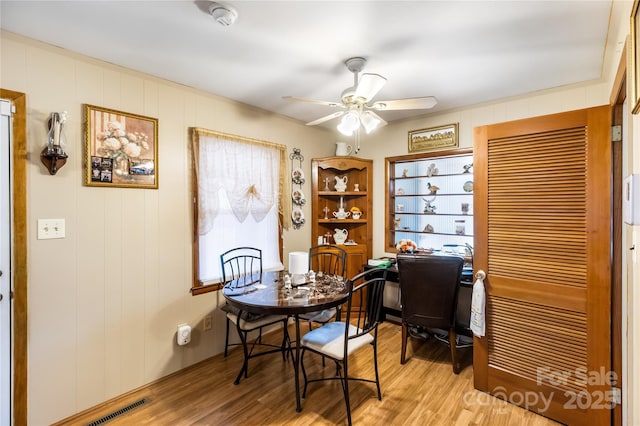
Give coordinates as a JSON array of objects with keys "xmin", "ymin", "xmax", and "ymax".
[{"xmin": 283, "ymin": 57, "xmax": 437, "ymax": 136}]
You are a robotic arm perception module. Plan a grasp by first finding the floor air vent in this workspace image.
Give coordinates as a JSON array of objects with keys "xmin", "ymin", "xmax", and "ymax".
[{"xmin": 86, "ymin": 397, "xmax": 149, "ymax": 426}]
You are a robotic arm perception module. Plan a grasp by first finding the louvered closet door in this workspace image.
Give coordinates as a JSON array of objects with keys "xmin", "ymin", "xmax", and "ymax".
[{"xmin": 473, "ymin": 106, "xmax": 611, "ymax": 426}]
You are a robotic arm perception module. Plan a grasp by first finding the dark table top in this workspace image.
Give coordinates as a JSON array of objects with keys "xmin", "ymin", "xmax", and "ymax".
[{"xmin": 222, "ymin": 270, "xmax": 349, "ymax": 316}]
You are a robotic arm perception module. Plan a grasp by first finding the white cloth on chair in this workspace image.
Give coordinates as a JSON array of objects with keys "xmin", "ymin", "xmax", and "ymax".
[{"xmin": 470, "ymin": 275, "xmax": 485, "ymax": 337}]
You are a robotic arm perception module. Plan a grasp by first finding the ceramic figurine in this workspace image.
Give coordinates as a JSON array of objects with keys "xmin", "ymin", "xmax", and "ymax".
[
  {"xmin": 322, "ymin": 206, "xmax": 330, "ymax": 220},
  {"xmin": 333, "ymin": 228, "xmax": 348, "ymax": 245},
  {"xmin": 323, "ymin": 177, "xmax": 330, "ymax": 191},
  {"xmin": 422, "ymin": 197, "xmax": 436, "ymax": 214},
  {"xmin": 334, "ymin": 175, "xmax": 348, "ymax": 192},
  {"xmin": 427, "ymin": 182, "xmax": 439, "ymax": 194}
]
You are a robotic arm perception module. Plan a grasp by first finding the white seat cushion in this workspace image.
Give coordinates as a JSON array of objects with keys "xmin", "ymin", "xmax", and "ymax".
[
  {"xmin": 301, "ymin": 321, "xmax": 373, "ymax": 360},
  {"xmin": 226, "ymin": 312, "xmax": 287, "ymax": 331},
  {"xmin": 299, "ymin": 308, "xmax": 336, "ymax": 324}
]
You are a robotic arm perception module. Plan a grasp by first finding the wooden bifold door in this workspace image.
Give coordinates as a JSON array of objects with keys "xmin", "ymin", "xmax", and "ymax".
[{"xmin": 473, "ymin": 106, "xmax": 612, "ymax": 425}]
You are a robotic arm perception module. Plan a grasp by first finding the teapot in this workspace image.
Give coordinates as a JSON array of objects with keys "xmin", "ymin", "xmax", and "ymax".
[
  {"xmin": 333, "ymin": 228, "xmax": 348, "ymax": 245},
  {"xmin": 334, "ymin": 175, "xmax": 348, "ymax": 192},
  {"xmin": 332, "ymin": 209, "xmax": 351, "ymax": 219},
  {"xmin": 335, "ymin": 142, "xmax": 353, "ymax": 156}
]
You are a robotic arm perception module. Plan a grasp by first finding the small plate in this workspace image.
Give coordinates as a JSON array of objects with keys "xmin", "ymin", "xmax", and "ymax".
[
  {"xmin": 292, "ymin": 207, "xmax": 305, "ymax": 223},
  {"xmin": 292, "ymin": 167, "xmax": 305, "ymax": 185},
  {"xmin": 292, "ymin": 189, "xmax": 305, "ymax": 205},
  {"xmin": 463, "ymin": 181, "xmax": 473, "ymax": 192}
]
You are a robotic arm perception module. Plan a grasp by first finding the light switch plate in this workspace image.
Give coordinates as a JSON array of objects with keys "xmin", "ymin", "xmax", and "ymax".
[
  {"xmin": 37, "ymin": 218, "xmax": 65, "ymax": 240},
  {"xmin": 623, "ymin": 174, "xmax": 640, "ymax": 225}
]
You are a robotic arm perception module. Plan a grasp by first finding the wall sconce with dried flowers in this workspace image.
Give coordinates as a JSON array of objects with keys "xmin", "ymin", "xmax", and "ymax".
[{"xmin": 40, "ymin": 111, "xmax": 68, "ymax": 175}]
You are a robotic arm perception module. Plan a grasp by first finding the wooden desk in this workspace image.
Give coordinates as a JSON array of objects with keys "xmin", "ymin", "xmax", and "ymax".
[
  {"xmin": 223, "ymin": 271, "xmax": 349, "ymax": 412},
  {"xmin": 364, "ymin": 264, "xmax": 473, "ymax": 334}
]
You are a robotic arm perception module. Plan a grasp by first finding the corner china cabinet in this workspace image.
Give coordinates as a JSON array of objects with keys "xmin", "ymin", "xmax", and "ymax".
[
  {"xmin": 386, "ymin": 148, "xmax": 473, "ymax": 263},
  {"xmin": 311, "ymin": 156, "xmax": 373, "ymax": 279}
]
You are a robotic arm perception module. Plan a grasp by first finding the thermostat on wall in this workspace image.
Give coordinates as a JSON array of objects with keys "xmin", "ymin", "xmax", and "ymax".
[{"xmin": 623, "ymin": 174, "xmax": 640, "ymax": 225}]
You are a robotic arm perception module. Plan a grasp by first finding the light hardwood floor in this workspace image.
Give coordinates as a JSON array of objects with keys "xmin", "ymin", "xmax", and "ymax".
[{"xmin": 56, "ymin": 322, "xmax": 560, "ymax": 425}]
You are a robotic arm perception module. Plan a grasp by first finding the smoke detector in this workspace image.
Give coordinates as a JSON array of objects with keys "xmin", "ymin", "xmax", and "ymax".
[{"xmin": 209, "ymin": 2, "xmax": 238, "ymax": 27}]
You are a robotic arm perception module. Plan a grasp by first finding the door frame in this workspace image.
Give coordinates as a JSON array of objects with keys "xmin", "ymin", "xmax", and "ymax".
[
  {"xmin": 609, "ymin": 41, "xmax": 626, "ymax": 426},
  {"xmin": 0, "ymin": 89, "xmax": 27, "ymax": 425}
]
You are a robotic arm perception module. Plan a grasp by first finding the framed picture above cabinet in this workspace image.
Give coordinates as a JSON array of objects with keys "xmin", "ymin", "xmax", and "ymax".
[{"xmin": 385, "ymin": 148, "xmax": 473, "ymax": 261}]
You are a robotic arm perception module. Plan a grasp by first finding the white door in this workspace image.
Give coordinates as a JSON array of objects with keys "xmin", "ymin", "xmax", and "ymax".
[{"xmin": 0, "ymin": 99, "xmax": 13, "ymax": 425}]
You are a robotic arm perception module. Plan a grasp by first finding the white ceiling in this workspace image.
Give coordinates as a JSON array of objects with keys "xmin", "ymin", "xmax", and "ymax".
[{"xmin": 0, "ymin": 1, "xmax": 613, "ymax": 128}]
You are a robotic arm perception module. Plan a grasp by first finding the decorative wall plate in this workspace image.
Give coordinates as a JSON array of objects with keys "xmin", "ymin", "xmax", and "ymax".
[
  {"xmin": 292, "ymin": 189, "xmax": 306, "ymax": 205},
  {"xmin": 292, "ymin": 167, "xmax": 305, "ymax": 185},
  {"xmin": 463, "ymin": 181, "xmax": 473, "ymax": 192},
  {"xmin": 291, "ymin": 207, "xmax": 305, "ymax": 223}
]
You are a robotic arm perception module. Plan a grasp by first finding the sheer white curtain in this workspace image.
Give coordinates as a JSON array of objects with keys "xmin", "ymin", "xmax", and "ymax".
[{"xmin": 192, "ymin": 129, "xmax": 290, "ymax": 285}]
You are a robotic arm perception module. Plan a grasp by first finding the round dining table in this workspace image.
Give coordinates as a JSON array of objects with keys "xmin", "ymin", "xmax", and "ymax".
[{"xmin": 223, "ymin": 270, "xmax": 349, "ymax": 412}]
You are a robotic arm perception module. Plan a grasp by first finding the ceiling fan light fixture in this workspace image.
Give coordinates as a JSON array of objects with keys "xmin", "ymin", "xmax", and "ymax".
[
  {"xmin": 209, "ymin": 2, "xmax": 238, "ymax": 27},
  {"xmin": 337, "ymin": 110, "xmax": 360, "ymax": 135},
  {"xmin": 337, "ymin": 121, "xmax": 354, "ymax": 136},
  {"xmin": 360, "ymin": 111, "xmax": 381, "ymax": 134}
]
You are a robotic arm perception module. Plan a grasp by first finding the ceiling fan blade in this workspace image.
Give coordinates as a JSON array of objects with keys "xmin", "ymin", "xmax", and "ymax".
[
  {"xmin": 354, "ymin": 73, "xmax": 387, "ymax": 102},
  {"xmin": 369, "ymin": 96, "xmax": 438, "ymax": 111},
  {"xmin": 282, "ymin": 96, "xmax": 344, "ymax": 108},
  {"xmin": 306, "ymin": 111, "xmax": 345, "ymax": 126}
]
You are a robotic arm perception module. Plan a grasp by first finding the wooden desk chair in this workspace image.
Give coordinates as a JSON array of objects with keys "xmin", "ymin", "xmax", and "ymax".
[
  {"xmin": 300, "ymin": 269, "xmax": 387, "ymax": 426},
  {"xmin": 396, "ymin": 253, "xmax": 466, "ymax": 374},
  {"xmin": 220, "ymin": 247, "xmax": 289, "ymax": 384}
]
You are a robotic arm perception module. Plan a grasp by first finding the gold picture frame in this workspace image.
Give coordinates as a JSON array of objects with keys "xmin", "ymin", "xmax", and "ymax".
[
  {"xmin": 408, "ymin": 123, "xmax": 459, "ymax": 153},
  {"xmin": 84, "ymin": 104, "xmax": 158, "ymax": 188},
  {"xmin": 631, "ymin": 0, "xmax": 640, "ymax": 113}
]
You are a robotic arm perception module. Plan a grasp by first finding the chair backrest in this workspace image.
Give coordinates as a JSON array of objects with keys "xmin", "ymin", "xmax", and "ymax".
[
  {"xmin": 308, "ymin": 245, "xmax": 347, "ymax": 277},
  {"xmin": 220, "ymin": 247, "xmax": 262, "ymax": 285},
  {"xmin": 342, "ymin": 269, "xmax": 388, "ymax": 351},
  {"xmin": 396, "ymin": 254, "xmax": 464, "ymax": 330}
]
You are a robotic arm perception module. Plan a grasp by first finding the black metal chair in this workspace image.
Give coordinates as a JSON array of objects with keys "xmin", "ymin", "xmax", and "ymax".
[
  {"xmin": 298, "ymin": 245, "xmax": 347, "ymax": 328},
  {"xmin": 396, "ymin": 253, "xmax": 467, "ymax": 374},
  {"xmin": 300, "ymin": 269, "xmax": 387, "ymax": 426},
  {"xmin": 220, "ymin": 247, "xmax": 289, "ymax": 384}
]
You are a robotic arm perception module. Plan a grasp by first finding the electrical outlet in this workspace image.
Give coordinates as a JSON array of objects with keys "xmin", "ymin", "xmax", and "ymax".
[{"xmin": 203, "ymin": 315, "xmax": 212, "ymax": 331}]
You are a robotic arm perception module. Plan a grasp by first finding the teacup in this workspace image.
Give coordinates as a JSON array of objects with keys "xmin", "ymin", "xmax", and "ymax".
[{"xmin": 352, "ymin": 211, "xmax": 362, "ymax": 219}]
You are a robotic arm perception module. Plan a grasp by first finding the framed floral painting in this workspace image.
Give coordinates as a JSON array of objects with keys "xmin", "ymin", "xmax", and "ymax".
[{"xmin": 84, "ymin": 104, "xmax": 158, "ymax": 188}]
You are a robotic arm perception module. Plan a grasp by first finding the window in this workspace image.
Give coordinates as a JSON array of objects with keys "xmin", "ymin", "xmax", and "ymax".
[{"xmin": 191, "ymin": 128, "xmax": 291, "ymax": 294}]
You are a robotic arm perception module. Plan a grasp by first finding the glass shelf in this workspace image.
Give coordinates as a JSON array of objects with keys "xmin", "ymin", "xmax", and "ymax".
[
  {"xmin": 393, "ymin": 193, "xmax": 472, "ymax": 197},
  {"xmin": 392, "ymin": 172, "xmax": 473, "ymax": 179}
]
